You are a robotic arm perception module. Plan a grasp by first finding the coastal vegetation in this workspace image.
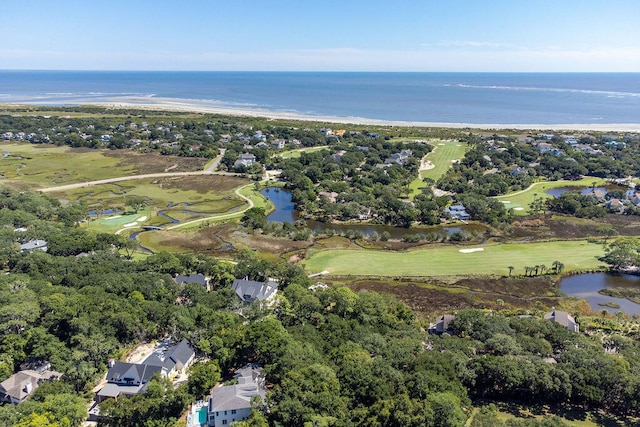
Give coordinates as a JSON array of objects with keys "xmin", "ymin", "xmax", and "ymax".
[{"xmin": 2, "ymin": 105, "xmax": 640, "ymax": 426}]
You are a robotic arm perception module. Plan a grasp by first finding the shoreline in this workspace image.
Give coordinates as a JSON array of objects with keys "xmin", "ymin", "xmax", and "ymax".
[{"xmin": 3, "ymin": 96, "xmax": 640, "ymax": 132}]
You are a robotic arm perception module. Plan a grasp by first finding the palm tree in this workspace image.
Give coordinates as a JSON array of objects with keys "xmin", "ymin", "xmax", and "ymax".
[
  {"xmin": 508, "ymin": 266, "xmax": 514, "ymax": 277},
  {"xmin": 539, "ymin": 264, "xmax": 547, "ymax": 275}
]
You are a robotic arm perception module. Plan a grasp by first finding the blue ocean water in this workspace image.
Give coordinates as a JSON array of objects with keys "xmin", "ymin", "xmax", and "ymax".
[{"xmin": 0, "ymin": 71, "xmax": 639, "ymax": 124}]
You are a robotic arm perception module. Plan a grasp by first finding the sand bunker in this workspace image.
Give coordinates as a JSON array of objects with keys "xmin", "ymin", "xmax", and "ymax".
[
  {"xmin": 123, "ymin": 222, "xmax": 138, "ymax": 227},
  {"xmin": 500, "ymin": 201, "xmax": 511, "ymax": 203},
  {"xmin": 459, "ymin": 248, "xmax": 485, "ymax": 253},
  {"xmin": 103, "ymin": 215, "xmax": 122, "ymax": 220},
  {"xmin": 138, "ymin": 216, "xmax": 147, "ymax": 221},
  {"xmin": 514, "ymin": 207, "xmax": 524, "ymax": 211}
]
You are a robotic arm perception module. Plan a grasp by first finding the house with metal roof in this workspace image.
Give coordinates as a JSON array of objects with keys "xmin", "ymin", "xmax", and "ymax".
[{"xmin": 207, "ymin": 366, "xmax": 265, "ymax": 427}]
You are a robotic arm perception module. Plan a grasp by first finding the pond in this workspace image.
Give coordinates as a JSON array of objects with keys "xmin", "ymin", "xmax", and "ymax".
[
  {"xmin": 545, "ymin": 184, "xmax": 626, "ymax": 198},
  {"xmin": 261, "ymin": 187, "xmax": 487, "ymax": 239},
  {"xmin": 261, "ymin": 187, "xmax": 297, "ymax": 223},
  {"xmin": 559, "ymin": 273, "xmax": 640, "ymax": 315}
]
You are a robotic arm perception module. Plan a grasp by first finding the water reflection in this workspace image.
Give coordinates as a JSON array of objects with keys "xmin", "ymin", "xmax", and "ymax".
[{"xmin": 560, "ymin": 273, "xmax": 640, "ymax": 315}]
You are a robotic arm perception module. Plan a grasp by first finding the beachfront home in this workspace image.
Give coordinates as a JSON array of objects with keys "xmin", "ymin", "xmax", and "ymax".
[{"xmin": 207, "ymin": 366, "xmax": 265, "ymax": 427}]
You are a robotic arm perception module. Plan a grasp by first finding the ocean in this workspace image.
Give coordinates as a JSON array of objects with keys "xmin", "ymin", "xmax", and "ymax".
[{"xmin": 0, "ymin": 71, "xmax": 639, "ymax": 125}]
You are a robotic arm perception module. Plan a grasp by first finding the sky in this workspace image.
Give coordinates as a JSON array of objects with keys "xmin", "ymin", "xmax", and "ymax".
[{"xmin": 2, "ymin": 0, "xmax": 640, "ymax": 72}]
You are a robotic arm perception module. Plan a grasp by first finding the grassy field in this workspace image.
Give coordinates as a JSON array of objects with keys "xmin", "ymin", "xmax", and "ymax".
[
  {"xmin": 409, "ymin": 140, "xmax": 467, "ymax": 198},
  {"xmin": 0, "ymin": 142, "xmax": 207, "ymax": 188},
  {"xmin": 276, "ymin": 145, "xmax": 329, "ymax": 159},
  {"xmin": 495, "ymin": 177, "xmax": 608, "ymax": 215},
  {"xmin": 303, "ymin": 240, "xmax": 605, "ymax": 276},
  {"xmin": 0, "ymin": 143, "xmax": 133, "ymax": 187}
]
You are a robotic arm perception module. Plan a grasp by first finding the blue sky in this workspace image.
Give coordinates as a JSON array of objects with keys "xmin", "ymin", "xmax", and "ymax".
[{"xmin": 3, "ymin": 0, "xmax": 640, "ymax": 71}]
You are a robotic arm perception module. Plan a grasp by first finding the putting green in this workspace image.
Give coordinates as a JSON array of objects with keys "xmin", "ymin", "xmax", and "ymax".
[
  {"xmin": 304, "ymin": 240, "xmax": 605, "ymax": 276},
  {"xmin": 495, "ymin": 177, "xmax": 607, "ymax": 215}
]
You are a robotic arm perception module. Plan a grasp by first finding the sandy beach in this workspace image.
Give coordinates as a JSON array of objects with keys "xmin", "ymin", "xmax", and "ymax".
[{"xmin": 5, "ymin": 96, "xmax": 640, "ymax": 132}]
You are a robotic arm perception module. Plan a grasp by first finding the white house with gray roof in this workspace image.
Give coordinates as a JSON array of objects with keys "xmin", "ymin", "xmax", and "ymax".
[{"xmin": 207, "ymin": 366, "xmax": 265, "ymax": 427}]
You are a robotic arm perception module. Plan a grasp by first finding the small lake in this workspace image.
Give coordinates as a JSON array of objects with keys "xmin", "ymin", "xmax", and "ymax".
[
  {"xmin": 545, "ymin": 185, "xmax": 625, "ymax": 198},
  {"xmin": 559, "ymin": 273, "xmax": 640, "ymax": 315},
  {"xmin": 261, "ymin": 187, "xmax": 297, "ymax": 223},
  {"xmin": 261, "ymin": 187, "xmax": 487, "ymax": 238}
]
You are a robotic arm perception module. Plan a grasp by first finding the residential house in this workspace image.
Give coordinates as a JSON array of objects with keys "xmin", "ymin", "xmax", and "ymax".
[
  {"xmin": 175, "ymin": 273, "xmax": 210, "ymax": 291},
  {"xmin": 19, "ymin": 240, "xmax": 48, "ymax": 252},
  {"xmin": 318, "ymin": 191, "xmax": 339, "ymax": 203},
  {"xmin": 97, "ymin": 362, "xmax": 163, "ymax": 402},
  {"xmin": 606, "ymin": 198, "xmax": 625, "ymax": 213},
  {"xmin": 271, "ymin": 139, "xmax": 286, "ymax": 149},
  {"xmin": 96, "ymin": 340, "xmax": 195, "ymax": 402},
  {"xmin": 234, "ymin": 153, "xmax": 257, "ymax": 168},
  {"xmin": 232, "ymin": 278, "xmax": 278, "ymax": 303},
  {"xmin": 331, "ymin": 150, "xmax": 347, "ymax": 162},
  {"xmin": 584, "ymin": 188, "xmax": 607, "ymax": 201},
  {"xmin": 141, "ymin": 339, "xmax": 196, "ymax": 377},
  {"xmin": 445, "ymin": 205, "xmax": 470, "ymax": 221},
  {"xmin": 429, "ymin": 314, "xmax": 456, "ymax": 334},
  {"xmin": 319, "ymin": 128, "xmax": 333, "ymax": 136},
  {"xmin": 207, "ymin": 366, "xmax": 265, "ymax": 427},
  {"xmin": 544, "ymin": 308, "xmax": 579, "ymax": 332},
  {"xmin": 384, "ymin": 149, "xmax": 412, "ymax": 165},
  {"xmin": 511, "ymin": 166, "xmax": 528, "ymax": 177},
  {"xmin": 253, "ymin": 132, "xmax": 266, "ymax": 142},
  {"xmin": 0, "ymin": 366, "xmax": 61, "ymax": 405}
]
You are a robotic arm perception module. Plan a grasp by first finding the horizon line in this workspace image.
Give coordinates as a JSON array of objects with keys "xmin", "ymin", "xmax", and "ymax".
[{"xmin": 1, "ymin": 69, "xmax": 639, "ymax": 74}]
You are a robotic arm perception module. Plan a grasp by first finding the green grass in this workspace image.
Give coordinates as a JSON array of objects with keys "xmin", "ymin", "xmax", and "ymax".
[
  {"xmin": 276, "ymin": 145, "xmax": 329, "ymax": 159},
  {"xmin": 0, "ymin": 143, "xmax": 133, "ymax": 187},
  {"xmin": 409, "ymin": 140, "xmax": 468, "ymax": 198},
  {"xmin": 303, "ymin": 240, "xmax": 605, "ymax": 276},
  {"xmin": 495, "ymin": 177, "xmax": 608, "ymax": 215}
]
